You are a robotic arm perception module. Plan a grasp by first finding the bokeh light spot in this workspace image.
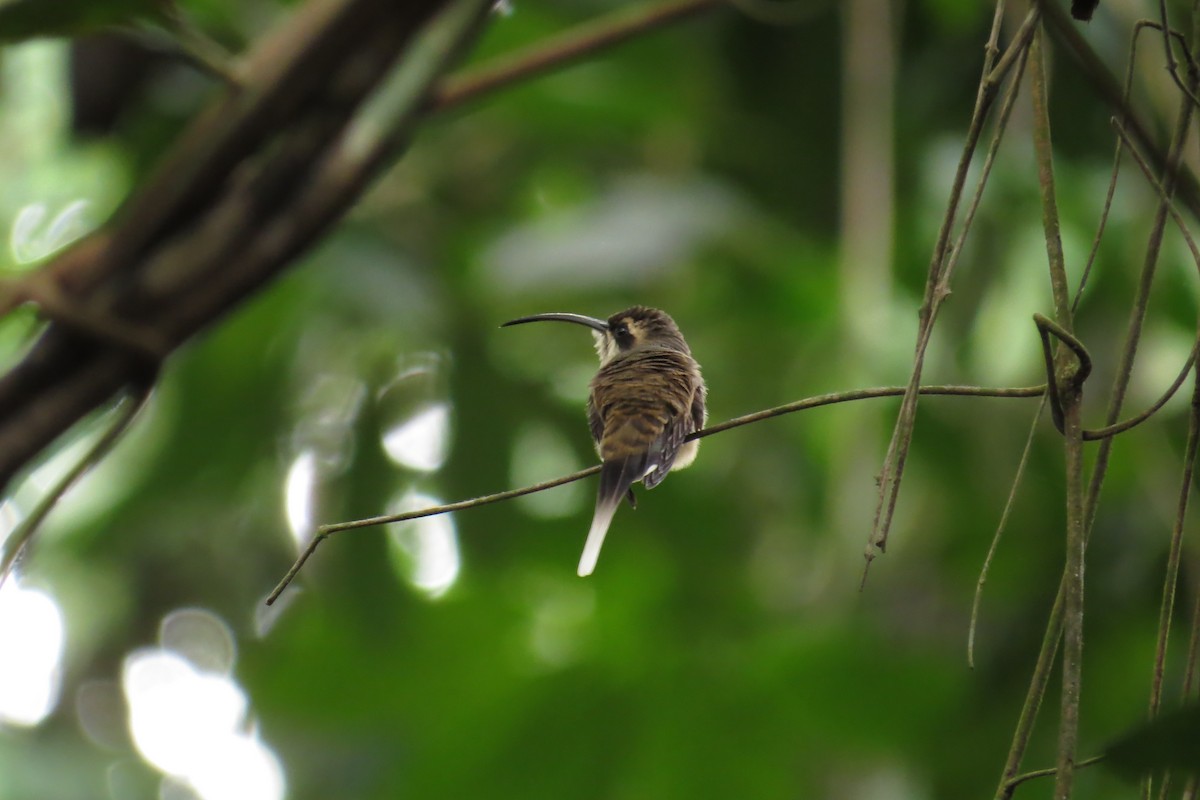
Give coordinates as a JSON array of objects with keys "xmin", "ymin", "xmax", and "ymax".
[
  {"xmin": 524, "ymin": 577, "xmax": 594, "ymax": 670},
  {"xmin": 160, "ymin": 608, "xmax": 236, "ymax": 676},
  {"xmin": 0, "ymin": 580, "xmax": 64, "ymax": 727},
  {"xmin": 387, "ymin": 490, "xmax": 460, "ymax": 599},
  {"xmin": 510, "ymin": 423, "xmax": 586, "ymax": 518},
  {"xmin": 381, "ymin": 403, "xmax": 450, "ymax": 472},
  {"xmin": 481, "ymin": 175, "xmax": 739, "ymax": 292},
  {"xmin": 283, "ymin": 448, "xmax": 318, "ymax": 550},
  {"xmin": 122, "ymin": 609, "xmax": 285, "ymax": 800},
  {"xmin": 9, "ymin": 199, "xmax": 91, "ymax": 263},
  {"xmin": 124, "ymin": 649, "xmax": 247, "ymax": 777}
]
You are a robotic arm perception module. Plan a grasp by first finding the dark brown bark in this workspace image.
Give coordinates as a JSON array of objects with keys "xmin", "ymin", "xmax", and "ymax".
[{"xmin": 0, "ymin": 0, "xmax": 474, "ymax": 491}]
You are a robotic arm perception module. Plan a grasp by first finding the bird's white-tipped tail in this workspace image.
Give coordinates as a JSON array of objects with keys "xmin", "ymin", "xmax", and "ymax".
[{"xmin": 578, "ymin": 500, "xmax": 620, "ymax": 576}]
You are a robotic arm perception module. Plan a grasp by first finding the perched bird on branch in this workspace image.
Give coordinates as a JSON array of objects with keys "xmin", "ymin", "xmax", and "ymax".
[{"xmin": 504, "ymin": 306, "xmax": 706, "ymax": 576}]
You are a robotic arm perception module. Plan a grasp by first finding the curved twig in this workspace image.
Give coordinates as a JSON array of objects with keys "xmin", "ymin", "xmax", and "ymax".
[
  {"xmin": 1033, "ymin": 312, "xmax": 1093, "ymax": 435},
  {"xmin": 265, "ymin": 464, "xmax": 601, "ymax": 605},
  {"xmin": 429, "ymin": 0, "xmax": 723, "ymax": 112},
  {"xmin": 267, "ymin": 344, "xmax": 1200, "ymax": 608},
  {"xmin": 865, "ymin": 5, "xmax": 1041, "ymax": 574},
  {"xmin": 0, "ymin": 388, "xmax": 151, "ymax": 586},
  {"xmin": 1153, "ymin": 4, "xmax": 1200, "ymax": 111},
  {"xmin": 969, "ymin": 395, "xmax": 1045, "ymax": 670},
  {"xmin": 965, "ymin": 310, "xmax": 1194, "ymax": 695},
  {"xmin": 996, "ymin": 11, "xmax": 1200, "ymax": 797},
  {"xmin": 1084, "ymin": 345, "xmax": 1196, "ymax": 442},
  {"xmin": 998, "ymin": 754, "xmax": 1104, "ymax": 800}
]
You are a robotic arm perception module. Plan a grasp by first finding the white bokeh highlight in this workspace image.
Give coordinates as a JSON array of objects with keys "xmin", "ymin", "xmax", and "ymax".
[
  {"xmin": 387, "ymin": 490, "xmax": 460, "ymax": 599},
  {"xmin": 283, "ymin": 448, "xmax": 318, "ymax": 549},
  {"xmin": 382, "ymin": 403, "xmax": 450, "ymax": 473},
  {"xmin": 122, "ymin": 609, "xmax": 285, "ymax": 800},
  {"xmin": 0, "ymin": 580, "xmax": 64, "ymax": 726},
  {"xmin": 510, "ymin": 423, "xmax": 586, "ymax": 519}
]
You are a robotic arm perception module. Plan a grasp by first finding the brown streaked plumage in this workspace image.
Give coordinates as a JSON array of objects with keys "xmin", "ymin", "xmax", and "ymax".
[{"xmin": 502, "ymin": 306, "xmax": 706, "ymax": 575}]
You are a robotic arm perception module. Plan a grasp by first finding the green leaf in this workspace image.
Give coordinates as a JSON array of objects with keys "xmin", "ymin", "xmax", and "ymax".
[{"xmin": 1104, "ymin": 703, "xmax": 1200, "ymax": 780}]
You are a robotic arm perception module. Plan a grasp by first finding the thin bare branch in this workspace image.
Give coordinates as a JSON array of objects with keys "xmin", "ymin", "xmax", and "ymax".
[
  {"xmin": 1148, "ymin": 363, "xmax": 1200, "ymax": 712},
  {"xmin": 969, "ymin": 396, "xmax": 1045, "ymax": 670},
  {"xmin": 1155, "ymin": 0, "xmax": 1200, "ymax": 110},
  {"xmin": 265, "ymin": 463, "xmax": 602, "ymax": 605},
  {"xmin": 999, "ymin": 755, "xmax": 1105, "ymax": 800},
  {"xmin": 0, "ymin": 388, "xmax": 150, "ymax": 586},
  {"xmin": 1112, "ymin": 117, "xmax": 1200, "ymax": 272},
  {"xmin": 865, "ymin": 4, "xmax": 1040, "ymax": 576},
  {"xmin": 1042, "ymin": 1, "xmax": 1200, "ymax": 222},
  {"xmin": 1030, "ymin": 23, "xmax": 1087, "ymax": 799},
  {"xmin": 1172, "ymin": 587, "xmax": 1200, "ymax": 800},
  {"xmin": 266, "ymin": 381, "xmax": 1047, "ymax": 605},
  {"xmin": 429, "ymin": 0, "xmax": 724, "ymax": 112},
  {"xmin": 997, "ymin": 9, "xmax": 1200, "ymax": 797},
  {"xmin": 270, "ymin": 307, "xmax": 1200, "ymax": 608},
  {"xmin": 940, "ymin": 24, "xmax": 1033, "ymax": 314},
  {"xmin": 1083, "ymin": 347, "xmax": 1196, "ymax": 441}
]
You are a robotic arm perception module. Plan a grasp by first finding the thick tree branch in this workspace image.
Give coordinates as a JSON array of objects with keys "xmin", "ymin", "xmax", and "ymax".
[
  {"xmin": 0, "ymin": 0, "xmax": 473, "ymax": 495},
  {"xmin": 0, "ymin": 0, "xmax": 730, "ymax": 510}
]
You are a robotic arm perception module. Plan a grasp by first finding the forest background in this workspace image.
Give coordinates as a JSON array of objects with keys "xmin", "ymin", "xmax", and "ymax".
[{"xmin": 0, "ymin": 0, "xmax": 1198, "ymax": 798}]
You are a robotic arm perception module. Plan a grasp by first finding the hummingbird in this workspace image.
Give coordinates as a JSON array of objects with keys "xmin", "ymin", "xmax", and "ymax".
[{"xmin": 503, "ymin": 306, "xmax": 707, "ymax": 576}]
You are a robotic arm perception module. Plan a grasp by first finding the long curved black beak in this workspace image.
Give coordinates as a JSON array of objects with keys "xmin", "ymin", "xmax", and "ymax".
[{"xmin": 501, "ymin": 312, "xmax": 609, "ymax": 333}]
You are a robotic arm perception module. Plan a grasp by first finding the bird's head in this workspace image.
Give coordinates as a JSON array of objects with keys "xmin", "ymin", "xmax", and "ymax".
[{"xmin": 502, "ymin": 306, "xmax": 689, "ymax": 365}]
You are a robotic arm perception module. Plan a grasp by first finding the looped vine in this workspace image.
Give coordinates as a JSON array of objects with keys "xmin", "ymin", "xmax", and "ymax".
[{"xmin": 1033, "ymin": 312, "xmax": 1093, "ymax": 435}]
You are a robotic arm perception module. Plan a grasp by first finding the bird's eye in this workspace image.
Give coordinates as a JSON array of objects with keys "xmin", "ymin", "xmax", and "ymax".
[{"xmin": 612, "ymin": 322, "xmax": 634, "ymax": 348}]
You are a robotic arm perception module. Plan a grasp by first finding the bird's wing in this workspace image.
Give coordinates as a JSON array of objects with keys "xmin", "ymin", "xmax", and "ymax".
[
  {"xmin": 587, "ymin": 394, "xmax": 604, "ymax": 449},
  {"xmin": 641, "ymin": 409, "xmax": 694, "ymax": 489},
  {"xmin": 616, "ymin": 351, "xmax": 701, "ymax": 489},
  {"xmin": 690, "ymin": 377, "xmax": 708, "ymax": 431}
]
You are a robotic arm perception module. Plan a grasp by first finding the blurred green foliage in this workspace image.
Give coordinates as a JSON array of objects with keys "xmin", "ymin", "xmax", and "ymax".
[
  {"xmin": 0, "ymin": 0, "xmax": 160, "ymax": 41},
  {"xmin": 1105, "ymin": 702, "xmax": 1200, "ymax": 780},
  {"xmin": 1, "ymin": 1, "xmax": 1199, "ymax": 799}
]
